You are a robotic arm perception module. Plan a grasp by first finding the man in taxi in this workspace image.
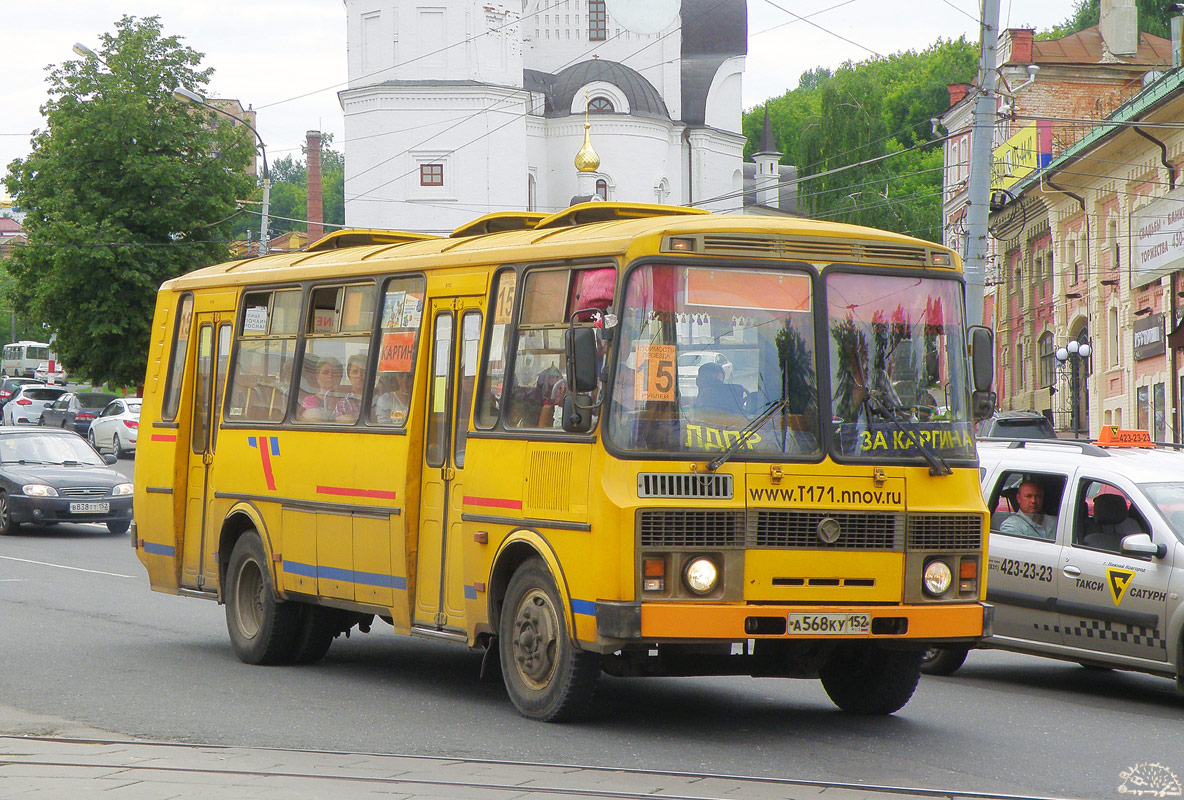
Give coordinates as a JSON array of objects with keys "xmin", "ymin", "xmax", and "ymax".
[{"xmin": 1000, "ymin": 480, "xmax": 1057, "ymax": 540}]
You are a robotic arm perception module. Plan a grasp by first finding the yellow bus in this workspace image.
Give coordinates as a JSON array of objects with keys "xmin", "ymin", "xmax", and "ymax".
[{"xmin": 133, "ymin": 202, "xmax": 996, "ymax": 721}]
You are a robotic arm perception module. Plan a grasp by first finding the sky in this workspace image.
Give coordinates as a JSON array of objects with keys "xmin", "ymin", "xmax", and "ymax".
[{"xmin": 1, "ymin": 0, "xmax": 1078, "ymax": 191}]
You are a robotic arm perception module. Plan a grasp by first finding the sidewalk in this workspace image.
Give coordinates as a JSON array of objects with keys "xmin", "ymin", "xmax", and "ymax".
[{"xmin": 0, "ymin": 734, "xmax": 948, "ymax": 800}]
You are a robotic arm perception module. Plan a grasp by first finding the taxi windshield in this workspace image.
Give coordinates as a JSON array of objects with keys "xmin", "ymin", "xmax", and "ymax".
[
  {"xmin": 606, "ymin": 264, "xmax": 820, "ymax": 459},
  {"xmin": 1138, "ymin": 482, "xmax": 1184, "ymax": 541},
  {"xmin": 825, "ymin": 272, "xmax": 975, "ymax": 462}
]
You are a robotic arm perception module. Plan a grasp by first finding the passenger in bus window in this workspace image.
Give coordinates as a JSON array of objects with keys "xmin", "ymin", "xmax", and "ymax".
[
  {"xmin": 334, "ymin": 354, "xmax": 367, "ymax": 423},
  {"xmin": 373, "ymin": 372, "xmax": 412, "ymax": 426},
  {"xmin": 299, "ymin": 357, "xmax": 343, "ymax": 421}
]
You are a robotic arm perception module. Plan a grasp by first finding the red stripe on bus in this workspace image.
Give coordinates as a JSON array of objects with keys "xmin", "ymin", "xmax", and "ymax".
[
  {"xmin": 258, "ymin": 437, "xmax": 277, "ymax": 491},
  {"xmin": 150, "ymin": 434, "xmax": 177, "ymax": 442},
  {"xmin": 462, "ymin": 496, "xmax": 523, "ymax": 510},
  {"xmin": 316, "ymin": 486, "xmax": 398, "ymax": 500}
]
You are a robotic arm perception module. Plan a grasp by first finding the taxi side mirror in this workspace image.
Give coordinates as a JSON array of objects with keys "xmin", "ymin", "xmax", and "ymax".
[{"xmin": 1120, "ymin": 533, "xmax": 1166, "ymax": 559}]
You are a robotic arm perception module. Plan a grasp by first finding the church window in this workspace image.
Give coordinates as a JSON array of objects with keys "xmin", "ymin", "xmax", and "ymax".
[
  {"xmin": 420, "ymin": 163, "xmax": 443, "ymax": 187},
  {"xmin": 587, "ymin": 96, "xmax": 614, "ymax": 113},
  {"xmin": 595, "ymin": 179, "xmax": 608, "ymax": 200},
  {"xmin": 589, "ymin": 0, "xmax": 606, "ymax": 40}
]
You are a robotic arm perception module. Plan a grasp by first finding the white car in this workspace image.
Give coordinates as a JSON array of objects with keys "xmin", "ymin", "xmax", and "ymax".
[
  {"xmin": 33, "ymin": 361, "xmax": 67, "ymax": 385},
  {"xmin": 676, "ymin": 351, "xmax": 733, "ymax": 398},
  {"xmin": 2, "ymin": 384, "xmax": 67, "ymax": 425},
  {"xmin": 88, "ymin": 397, "xmax": 141, "ymax": 458}
]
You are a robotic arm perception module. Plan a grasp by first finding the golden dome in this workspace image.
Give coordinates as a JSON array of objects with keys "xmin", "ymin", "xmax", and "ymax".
[{"xmin": 574, "ymin": 122, "xmax": 600, "ymax": 173}]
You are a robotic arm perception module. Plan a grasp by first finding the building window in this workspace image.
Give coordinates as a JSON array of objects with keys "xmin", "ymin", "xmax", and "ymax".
[
  {"xmin": 1014, "ymin": 267, "xmax": 1022, "ymax": 308},
  {"xmin": 587, "ymin": 96, "xmax": 614, "ymax": 112},
  {"xmin": 1109, "ymin": 306, "xmax": 1119, "ymax": 366},
  {"xmin": 595, "ymin": 178, "xmax": 608, "ymax": 200},
  {"xmin": 420, "ymin": 163, "xmax": 443, "ymax": 186},
  {"xmin": 1017, "ymin": 343, "xmax": 1024, "ymax": 389},
  {"xmin": 588, "ymin": 0, "xmax": 606, "ymax": 40},
  {"xmin": 1039, "ymin": 332, "xmax": 1054, "ymax": 388},
  {"xmin": 1109, "ymin": 218, "xmax": 1120, "ymax": 268}
]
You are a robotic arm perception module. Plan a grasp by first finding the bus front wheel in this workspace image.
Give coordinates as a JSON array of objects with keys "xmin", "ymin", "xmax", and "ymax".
[
  {"xmin": 820, "ymin": 645, "xmax": 922, "ymax": 715},
  {"xmin": 225, "ymin": 532, "xmax": 299, "ymax": 665},
  {"xmin": 499, "ymin": 559, "xmax": 599, "ymax": 722}
]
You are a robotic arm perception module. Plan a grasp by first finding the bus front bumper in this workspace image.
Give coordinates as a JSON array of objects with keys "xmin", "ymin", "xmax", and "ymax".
[{"xmin": 595, "ymin": 601, "xmax": 993, "ymax": 642}]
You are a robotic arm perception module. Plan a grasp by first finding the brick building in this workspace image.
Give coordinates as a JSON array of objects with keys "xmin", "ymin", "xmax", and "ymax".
[{"xmin": 940, "ymin": 0, "xmax": 1173, "ymax": 434}]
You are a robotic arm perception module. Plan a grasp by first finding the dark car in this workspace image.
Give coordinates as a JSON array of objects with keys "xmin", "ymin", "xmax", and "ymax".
[
  {"xmin": 0, "ymin": 428, "xmax": 133, "ymax": 535},
  {"xmin": 39, "ymin": 392, "xmax": 117, "ymax": 435},
  {"xmin": 0, "ymin": 377, "xmax": 40, "ymax": 410},
  {"xmin": 975, "ymin": 410, "xmax": 1057, "ymax": 440}
]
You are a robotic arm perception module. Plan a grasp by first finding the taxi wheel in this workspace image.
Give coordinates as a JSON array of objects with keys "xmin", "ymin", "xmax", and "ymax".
[
  {"xmin": 920, "ymin": 645, "xmax": 969, "ymax": 676},
  {"xmin": 0, "ymin": 491, "xmax": 15, "ymax": 536},
  {"xmin": 225, "ymin": 532, "xmax": 299, "ymax": 665},
  {"xmin": 499, "ymin": 559, "xmax": 600, "ymax": 721},
  {"xmin": 820, "ymin": 645, "xmax": 922, "ymax": 715}
]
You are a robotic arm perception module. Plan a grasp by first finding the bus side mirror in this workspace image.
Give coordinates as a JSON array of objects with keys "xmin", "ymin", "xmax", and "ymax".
[
  {"xmin": 968, "ymin": 325, "xmax": 994, "ymax": 392},
  {"xmin": 566, "ymin": 326, "xmax": 599, "ymax": 394},
  {"xmin": 561, "ymin": 393, "xmax": 594, "ymax": 433}
]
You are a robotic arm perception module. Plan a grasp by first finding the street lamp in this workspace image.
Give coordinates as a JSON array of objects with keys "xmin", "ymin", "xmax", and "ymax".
[
  {"xmin": 171, "ymin": 86, "xmax": 271, "ymax": 257},
  {"xmin": 1053, "ymin": 339, "xmax": 1092, "ymax": 436}
]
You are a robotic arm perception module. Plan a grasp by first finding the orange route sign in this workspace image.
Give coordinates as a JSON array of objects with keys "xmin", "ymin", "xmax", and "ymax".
[{"xmin": 1094, "ymin": 427, "xmax": 1154, "ymax": 448}]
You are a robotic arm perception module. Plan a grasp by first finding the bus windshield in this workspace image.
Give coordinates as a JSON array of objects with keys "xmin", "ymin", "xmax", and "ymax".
[
  {"xmin": 607, "ymin": 264, "xmax": 820, "ymax": 459},
  {"xmin": 826, "ymin": 271, "xmax": 974, "ymax": 462}
]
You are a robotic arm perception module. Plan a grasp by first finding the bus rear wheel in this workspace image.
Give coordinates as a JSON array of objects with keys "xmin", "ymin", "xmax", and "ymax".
[
  {"xmin": 225, "ymin": 532, "xmax": 299, "ymax": 665},
  {"xmin": 820, "ymin": 645, "xmax": 922, "ymax": 715},
  {"xmin": 499, "ymin": 559, "xmax": 599, "ymax": 722}
]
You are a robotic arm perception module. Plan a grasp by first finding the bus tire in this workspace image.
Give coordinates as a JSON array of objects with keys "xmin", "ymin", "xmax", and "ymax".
[
  {"xmin": 920, "ymin": 645, "xmax": 969, "ymax": 676},
  {"xmin": 820, "ymin": 645, "xmax": 922, "ymax": 715},
  {"xmin": 499, "ymin": 559, "xmax": 599, "ymax": 722},
  {"xmin": 291, "ymin": 605, "xmax": 341, "ymax": 665},
  {"xmin": 225, "ymin": 532, "xmax": 299, "ymax": 665}
]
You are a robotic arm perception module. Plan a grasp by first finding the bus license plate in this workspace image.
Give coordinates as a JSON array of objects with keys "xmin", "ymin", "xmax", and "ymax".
[
  {"xmin": 786, "ymin": 613, "xmax": 871, "ymax": 635},
  {"xmin": 69, "ymin": 502, "xmax": 109, "ymax": 514}
]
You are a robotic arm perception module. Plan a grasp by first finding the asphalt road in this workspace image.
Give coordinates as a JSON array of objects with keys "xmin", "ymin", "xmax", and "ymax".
[{"xmin": 1, "ymin": 460, "xmax": 1181, "ymax": 800}]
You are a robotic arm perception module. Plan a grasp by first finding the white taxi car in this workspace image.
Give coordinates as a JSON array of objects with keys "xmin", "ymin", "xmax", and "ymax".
[{"xmin": 924, "ymin": 429, "xmax": 1184, "ymax": 689}]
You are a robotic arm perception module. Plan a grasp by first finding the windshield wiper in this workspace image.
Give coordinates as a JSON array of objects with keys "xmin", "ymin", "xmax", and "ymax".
[
  {"xmin": 0, "ymin": 459, "xmax": 51, "ymax": 465},
  {"xmin": 707, "ymin": 396, "xmax": 791, "ymax": 472},
  {"xmin": 864, "ymin": 393, "xmax": 952, "ymax": 477}
]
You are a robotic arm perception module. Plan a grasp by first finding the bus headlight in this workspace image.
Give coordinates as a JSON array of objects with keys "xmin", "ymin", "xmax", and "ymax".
[
  {"xmin": 923, "ymin": 559, "xmax": 953, "ymax": 596},
  {"xmin": 684, "ymin": 557, "xmax": 719, "ymax": 595}
]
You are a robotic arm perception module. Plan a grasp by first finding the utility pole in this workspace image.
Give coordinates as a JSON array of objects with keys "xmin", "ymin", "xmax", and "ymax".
[{"xmin": 964, "ymin": 0, "xmax": 1000, "ymax": 328}]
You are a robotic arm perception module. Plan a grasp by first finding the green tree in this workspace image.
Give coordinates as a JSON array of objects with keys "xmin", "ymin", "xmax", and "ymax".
[
  {"xmin": 744, "ymin": 38, "xmax": 976, "ymax": 242},
  {"xmin": 3, "ymin": 15, "xmax": 254, "ymax": 387},
  {"xmin": 1043, "ymin": 0, "xmax": 1175, "ymax": 39},
  {"xmin": 233, "ymin": 139, "xmax": 346, "ymax": 241}
]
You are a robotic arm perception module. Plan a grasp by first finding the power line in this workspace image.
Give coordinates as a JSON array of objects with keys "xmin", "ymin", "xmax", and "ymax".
[{"xmin": 759, "ymin": 0, "xmax": 883, "ymax": 58}]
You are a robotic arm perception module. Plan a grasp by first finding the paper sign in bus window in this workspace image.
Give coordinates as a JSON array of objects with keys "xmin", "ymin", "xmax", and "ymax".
[
  {"xmin": 635, "ymin": 343, "xmax": 676, "ymax": 403},
  {"xmin": 243, "ymin": 306, "xmax": 268, "ymax": 334},
  {"xmin": 379, "ymin": 331, "xmax": 415, "ymax": 373}
]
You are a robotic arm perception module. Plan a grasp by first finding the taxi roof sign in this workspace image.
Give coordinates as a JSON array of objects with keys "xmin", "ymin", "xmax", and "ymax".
[{"xmin": 1094, "ymin": 427, "xmax": 1155, "ymax": 447}]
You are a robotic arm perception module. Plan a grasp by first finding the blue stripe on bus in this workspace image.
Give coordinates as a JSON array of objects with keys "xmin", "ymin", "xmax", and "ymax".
[
  {"xmin": 281, "ymin": 560, "xmax": 406, "ymax": 590},
  {"xmin": 270, "ymin": 437, "xmax": 280, "ymax": 455},
  {"xmin": 463, "ymin": 584, "xmax": 477, "ymax": 600},
  {"xmin": 142, "ymin": 542, "xmax": 175, "ymax": 557},
  {"xmin": 570, "ymin": 598, "xmax": 596, "ymax": 617}
]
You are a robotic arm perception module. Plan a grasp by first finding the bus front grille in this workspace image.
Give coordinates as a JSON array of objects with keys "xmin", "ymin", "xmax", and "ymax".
[
  {"xmin": 638, "ymin": 510, "xmax": 746, "ymax": 548},
  {"xmin": 906, "ymin": 514, "xmax": 983, "ymax": 550},
  {"xmin": 750, "ymin": 510, "xmax": 903, "ymax": 550},
  {"xmin": 637, "ymin": 473, "xmax": 733, "ymax": 499}
]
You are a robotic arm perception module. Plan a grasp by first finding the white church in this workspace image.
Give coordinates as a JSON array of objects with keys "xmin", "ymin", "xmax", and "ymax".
[{"xmin": 339, "ymin": 0, "xmax": 791, "ymax": 233}]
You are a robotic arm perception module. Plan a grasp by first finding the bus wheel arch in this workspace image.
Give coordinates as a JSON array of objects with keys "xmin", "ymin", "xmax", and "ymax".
[
  {"xmin": 218, "ymin": 505, "xmax": 274, "ymax": 597},
  {"xmin": 488, "ymin": 533, "xmax": 573, "ymax": 638}
]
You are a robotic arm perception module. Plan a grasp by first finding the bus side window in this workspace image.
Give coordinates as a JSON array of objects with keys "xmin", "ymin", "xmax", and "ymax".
[
  {"xmin": 226, "ymin": 290, "xmax": 299, "ymax": 423},
  {"xmin": 476, "ymin": 269, "xmax": 516, "ymax": 429},
  {"xmin": 368, "ymin": 275, "xmax": 425, "ymax": 427},
  {"xmin": 297, "ymin": 283, "xmax": 377, "ymax": 425},
  {"xmin": 161, "ymin": 294, "xmax": 194, "ymax": 421}
]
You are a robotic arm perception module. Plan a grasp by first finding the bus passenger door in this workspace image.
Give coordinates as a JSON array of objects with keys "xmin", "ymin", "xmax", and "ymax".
[
  {"xmin": 414, "ymin": 297, "xmax": 481, "ymax": 632},
  {"xmin": 181, "ymin": 317, "xmax": 231, "ymax": 590}
]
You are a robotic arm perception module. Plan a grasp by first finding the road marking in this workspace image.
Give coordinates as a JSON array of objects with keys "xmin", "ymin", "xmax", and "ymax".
[{"xmin": 0, "ymin": 556, "xmax": 134, "ymax": 579}]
